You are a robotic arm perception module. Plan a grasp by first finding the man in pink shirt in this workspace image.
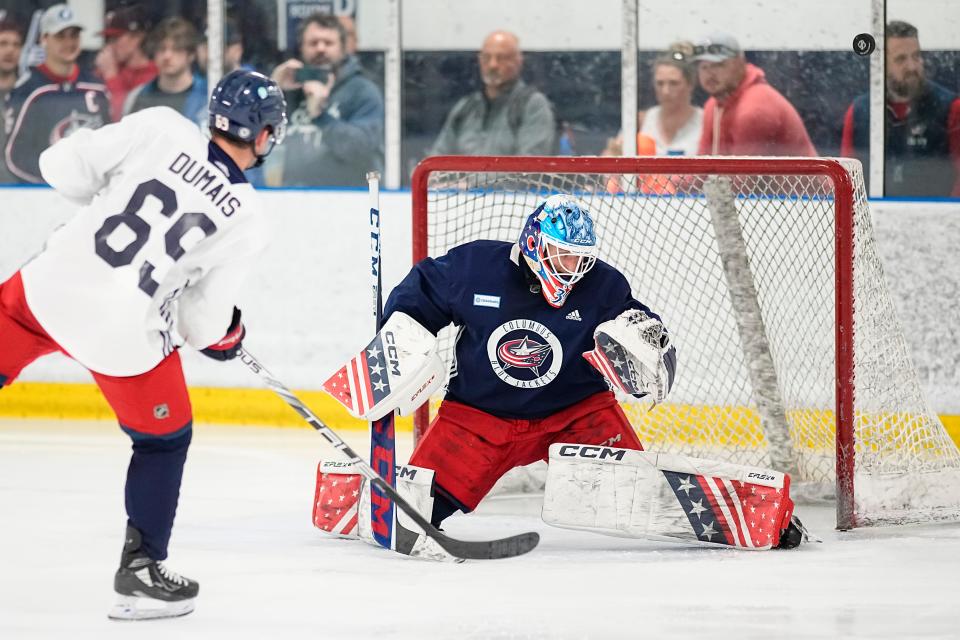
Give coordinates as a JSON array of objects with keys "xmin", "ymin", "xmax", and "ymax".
[
  {"xmin": 94, "ymin": 5, "xmax": 156, "ymax": 122},
  {"xmin": 693, "ymin": 32, "xmax": 816, "ymax": 157}
]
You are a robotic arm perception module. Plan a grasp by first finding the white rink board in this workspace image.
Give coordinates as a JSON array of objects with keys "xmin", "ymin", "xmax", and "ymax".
[{"xmin": 1, "ymin": 187, "xmax": 958, "ymax": 412}]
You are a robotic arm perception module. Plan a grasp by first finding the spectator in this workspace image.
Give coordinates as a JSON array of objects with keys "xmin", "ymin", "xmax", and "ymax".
[
  {"xmin": 339, "ymin": 15, "xmax": 357, "ymax": 55},
  {"xmin": 693, "ymin": 32, "xmax": 816, "ymax": 156},
  {"xmin": 124, "ymin": 17, "xmax": 207, "ymax": 127},
  {"xmin": 196, "ymin": 19, "xmax": 249, "ymax": 76},
  {"xmin": 601, "ymin": 43, "xmax": 703, "ymax": 159},
  {"xmin": 600, "ymin": 110, "xmax": 660, "ymax": 194},
  {"xmin": 0, "ymin": 16, "xmax": 20, "ymax": 100},
  {"xmin": 600, "ymin": 110, "xmax": 656, "ymax": 157},
  {"xmin": 4, "ymin": 4, "xmax": 110, "ymax": 184},
  {"xmin": 94, "ymin": 4, "xmax": 155, "ymax": 122},
  {"xmin": 643, "ymin": 44, "xmax": 703, "ymax": 156},
  {"xmin": 270, "ymin": 12, "xmax": 383, "ymax": 186},
  {"xmin": 428, "ymin": 30, "xmax": 556, "ymax": 157},
  {"xmin": 840, "ymin": 21, "xmax": 960, "ymax": 197},
  {"xmin": 0, "ymin": 16, "xmax": 22, "ymax": 184}
]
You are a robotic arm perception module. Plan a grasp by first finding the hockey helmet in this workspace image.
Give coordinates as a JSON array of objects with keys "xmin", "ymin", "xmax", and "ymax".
[
  {"xmin": 209, "ymin": 70, "xmax": 288, "ymax": 165},
  {"xmin": 518, "ymin": 194, "xmax": 598, "ymax": 308}
]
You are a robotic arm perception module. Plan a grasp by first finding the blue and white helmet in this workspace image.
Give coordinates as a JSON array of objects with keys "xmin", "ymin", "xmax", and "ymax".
[
  {"xmin": 518, "ymin": 194, "xmax": 598, "ymax": 308},
  {"xmin": 209, "ymin": 70, "xmax": 287, "ymax": 166}
]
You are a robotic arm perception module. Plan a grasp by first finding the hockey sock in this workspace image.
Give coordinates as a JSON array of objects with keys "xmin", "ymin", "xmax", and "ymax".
[
  {"xmin": 122, "ymin": 427, "xmax": 192, "ymax": 560},
  {"xmin": 430, "ymin": 488, "xmax": 463, "ymax": 527}
]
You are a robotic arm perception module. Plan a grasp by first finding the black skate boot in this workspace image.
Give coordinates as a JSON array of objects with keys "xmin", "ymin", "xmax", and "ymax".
[
  {"xmin": 776, "ymin": 515, "xmax": 808, "ymax": 550},
  {"xmin": 108, "ymin": 525, "xmax": 199, "ymax": 620}
]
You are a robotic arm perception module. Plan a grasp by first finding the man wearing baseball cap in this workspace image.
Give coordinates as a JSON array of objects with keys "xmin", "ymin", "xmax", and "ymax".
[
  {"xmin": 0, "ymin": 14, "xmax": 22, "ymax": 183},
  {"xmin": 95, "ymin": 5, "xmax": 156, "ymax": 121},
  {"xmin": 692, "ymin": 31, "xmax": 816, "ymax": 157},
  {"xmin": 4, "ymin": 3, "xmax": 110, "ymax": 183}
]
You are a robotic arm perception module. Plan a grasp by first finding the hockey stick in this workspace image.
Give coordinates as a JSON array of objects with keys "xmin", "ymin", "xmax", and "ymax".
[
  {"xmin": 237, "ymin": 347, "xmax": 540, "ymax": 560},
  {"xmin": 366, "ymin": 171, "xmax": 396, "ymax": 550}
]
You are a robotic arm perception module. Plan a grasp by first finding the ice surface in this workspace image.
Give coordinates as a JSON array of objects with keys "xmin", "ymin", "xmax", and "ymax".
[{"xmin": 2, "ymin": 420, "xmax": 959, "ymax": 639}]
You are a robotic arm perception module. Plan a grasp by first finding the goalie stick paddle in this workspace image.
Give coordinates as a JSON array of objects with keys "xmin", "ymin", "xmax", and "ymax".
[
  {"xmin": 367, "ymin": 171, "xmax": 397, "ymax": 551},
  {"xmin": 237, "ymin": 347, "xmax": 540, "ymax": 561}
]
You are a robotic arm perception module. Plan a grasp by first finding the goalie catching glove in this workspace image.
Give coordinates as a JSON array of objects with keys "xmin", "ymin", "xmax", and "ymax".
[
  {"xmin": 322, "ymin": 312, "xmax": 445, "ymax": 421},
  {"xmin": 583, "ymin": 309, "xmax": 677, "ymax": 403}
]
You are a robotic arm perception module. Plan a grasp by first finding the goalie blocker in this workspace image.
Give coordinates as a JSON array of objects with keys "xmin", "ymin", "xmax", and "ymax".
[
  {"xmin": 542, "ymin": 443, "xmax": 803, "ymax": 550},
  {"xmin": 323, "ymin": 312, "xmax": 445, "ymax": 422}
]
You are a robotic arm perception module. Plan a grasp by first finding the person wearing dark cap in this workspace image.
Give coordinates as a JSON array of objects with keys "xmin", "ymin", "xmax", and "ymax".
[
  {"xmin": 4, "ymin": 3, "xmax": 110, "ymax": 184},
  {"xmin": 693, "ymin": 32, "xmax": 816, "ymax": 157},
  {"xmin": 196, "ymin": 18, "xmax": 249, "ymax": 76},
  {"xmin": 0, "ymin": 14, "xmax": 21, "ymax": 101},
  {"xmin": 95, "ymin": 4, "xmax": 156, "ymax": 122},
  {"xmin": 0, "ymin": 14, "xmax": 22, "ymax": 183}
]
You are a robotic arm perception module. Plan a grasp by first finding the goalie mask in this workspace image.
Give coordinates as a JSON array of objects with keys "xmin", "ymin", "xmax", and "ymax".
[{"xmin": 519, "ymin": 194, "xmax": 598, "ymax": 308}]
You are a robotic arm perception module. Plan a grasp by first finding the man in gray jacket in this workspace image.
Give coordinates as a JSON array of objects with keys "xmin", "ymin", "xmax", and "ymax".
[
  {"xmin": 429, "ymin": 30, "xmax": 556, "ymax": 156},
  {"xmin": 270, "ymin": 12, "xmax": 383, "ymax": 186}
]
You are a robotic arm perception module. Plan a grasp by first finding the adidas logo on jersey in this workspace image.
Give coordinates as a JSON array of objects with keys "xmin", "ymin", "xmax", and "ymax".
[{"xmin": 565, "ymin": 309, "xmax": 582, "ymax": 321}]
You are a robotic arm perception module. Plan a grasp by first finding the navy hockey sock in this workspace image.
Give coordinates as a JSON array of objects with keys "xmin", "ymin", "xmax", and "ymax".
[{"xmin": 122, "ymin": 426, "xmax": 192, "ymax": 560}]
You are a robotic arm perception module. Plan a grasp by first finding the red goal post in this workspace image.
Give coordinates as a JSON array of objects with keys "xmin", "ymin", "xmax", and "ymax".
[{"xmin": 410, "ymin": 155, "xmax": 960, "ymax": 530}]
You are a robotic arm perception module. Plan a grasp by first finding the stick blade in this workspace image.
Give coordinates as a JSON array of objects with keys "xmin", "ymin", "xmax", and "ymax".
[{"xmin": 433, "ymin": 530, "xmax": 540, "ymax": 560}]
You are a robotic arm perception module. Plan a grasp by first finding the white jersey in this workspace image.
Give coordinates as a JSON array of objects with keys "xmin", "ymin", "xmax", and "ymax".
[
  {"xmin": 21, "ymin": 107, "xmax": 268, "ymax": 376},
  {"xmin": 640, "ymin": 105, "xmax": 703, "ymax": 157}
]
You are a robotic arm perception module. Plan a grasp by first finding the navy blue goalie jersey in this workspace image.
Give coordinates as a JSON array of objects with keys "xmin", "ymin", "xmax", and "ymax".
[{"xmin": 383, "ymin": 240, "xmax": 662, "ymax": 419}]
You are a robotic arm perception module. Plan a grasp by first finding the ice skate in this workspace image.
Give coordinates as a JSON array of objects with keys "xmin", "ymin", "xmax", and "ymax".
[{"xmin": 108, "ymin": 526, "xmax": 199, "ymax": 621}]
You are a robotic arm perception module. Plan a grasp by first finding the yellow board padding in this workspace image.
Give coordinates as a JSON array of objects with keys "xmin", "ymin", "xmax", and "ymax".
[
  {"xmin": 2, "ymin": 383, "xmax": 959, "ymax": 449},
  {"xmin": 626, "ymin": 402, "xmax": 960, "ymax": 453},
  {"xmin": 0, "ymin": 381, "xmax": 413, "ymax": 432}
]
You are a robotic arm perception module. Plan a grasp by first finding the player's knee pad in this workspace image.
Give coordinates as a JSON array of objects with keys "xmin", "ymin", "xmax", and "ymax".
[
  {"xmin": 542, "ymin": 443, "xmax": 795, "ymax": 550},
  {"xmin": 312, "ymin": 460, "xmax": 436, "ymax": 544}
]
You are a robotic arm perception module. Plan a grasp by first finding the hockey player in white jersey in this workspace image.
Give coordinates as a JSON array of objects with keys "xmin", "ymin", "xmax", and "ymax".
[{"xmin": 0, "ymin": 70, "xmax": 287, "ymax": 619}]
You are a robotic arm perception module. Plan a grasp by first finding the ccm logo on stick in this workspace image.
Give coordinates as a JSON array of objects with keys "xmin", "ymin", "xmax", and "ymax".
[{"xmin": 558, "ymin": 445, "xmax": 626, "ymax": 461}]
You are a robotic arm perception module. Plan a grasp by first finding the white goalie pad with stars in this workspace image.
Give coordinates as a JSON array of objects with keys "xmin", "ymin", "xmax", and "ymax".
[
  {"xmin": 312, "ymin": 460, "xmax": 458, "ymax": 561},
  {"xmin": 541, "ymin": 444, "xmax": 795, "ymax": 550},
  {"xmin": 322, "ymin": 312, "xmax": 445, "ymax": 421}
]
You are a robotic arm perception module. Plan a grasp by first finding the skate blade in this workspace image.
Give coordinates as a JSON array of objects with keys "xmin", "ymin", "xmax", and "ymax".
[{"xmin": 108, "ymin": 594, "xmax": 196, "ymax": 621}]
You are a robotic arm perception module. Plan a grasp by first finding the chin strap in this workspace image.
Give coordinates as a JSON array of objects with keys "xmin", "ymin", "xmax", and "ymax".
[{"xmin": 519, "ymin": 255, "xmax": 573, "ymax": 308}]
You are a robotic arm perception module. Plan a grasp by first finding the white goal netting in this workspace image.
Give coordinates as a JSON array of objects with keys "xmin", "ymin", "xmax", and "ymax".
[{"xmin": 411, "ymin": 156, "xmax": 960, "ymax": 528}]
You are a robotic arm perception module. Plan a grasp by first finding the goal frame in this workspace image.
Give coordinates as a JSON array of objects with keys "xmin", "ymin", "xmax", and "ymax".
[{"xmin": 410, "ymin": 155, "xmax": 857, "ymax": 529}]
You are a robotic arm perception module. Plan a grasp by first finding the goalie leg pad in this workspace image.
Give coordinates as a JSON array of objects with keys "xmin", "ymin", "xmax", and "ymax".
[
  {"xmin": 313, "ymin": 461, "xmax": 364, "ymax": 538},
  {"xmin": 313, "ymin": 460, "xmax": 455, "ymax": 559},
  {"xmin": 542, "ymin": 444, "xmax": 795, "ymax": 550}
]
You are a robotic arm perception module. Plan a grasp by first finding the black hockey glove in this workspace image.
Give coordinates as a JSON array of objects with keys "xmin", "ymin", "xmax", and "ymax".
[{"xmin": 200, "ymin": 307, "xmax": 246, "ymax": 361}]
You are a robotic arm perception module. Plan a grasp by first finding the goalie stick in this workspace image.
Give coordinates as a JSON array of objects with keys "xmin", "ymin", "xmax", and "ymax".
[
  {"xmin": 237, "ymin": 347, "xmax": 540, "ymax": 560},
  {"xmin": 367, "ymin": 171, "xmax": 397, "ymax": 550}
]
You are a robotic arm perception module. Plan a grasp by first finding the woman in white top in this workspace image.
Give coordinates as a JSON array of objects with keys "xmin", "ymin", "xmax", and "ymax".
[{"xmin": 641, "ymin": 49, "xmax": 703, "ymax": 156}]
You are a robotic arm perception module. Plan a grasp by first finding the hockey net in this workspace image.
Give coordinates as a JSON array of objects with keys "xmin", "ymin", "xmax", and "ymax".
[{"xmin": 410, "ymin": 155, "xmax": 960, "ymax": 529}]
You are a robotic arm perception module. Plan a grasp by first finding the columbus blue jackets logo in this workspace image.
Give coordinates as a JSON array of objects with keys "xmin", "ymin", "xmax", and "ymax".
[
  {"xmin": 50, "ymin": 109, "xmax": 104, "ymax": 145},
  {"xmin": 486, "ymin": 319, "xmax": 563, "ymax": 388}
]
